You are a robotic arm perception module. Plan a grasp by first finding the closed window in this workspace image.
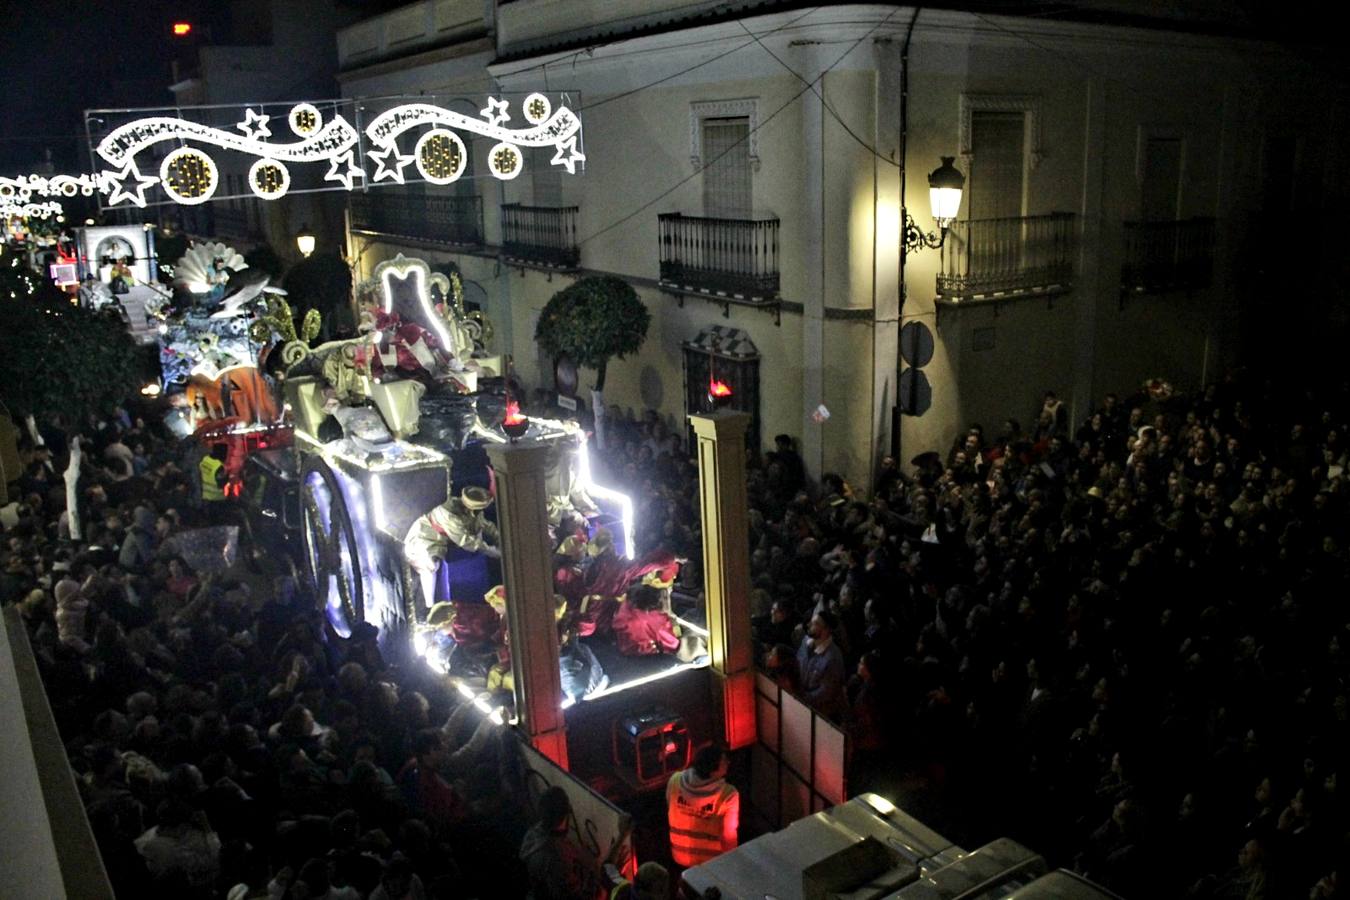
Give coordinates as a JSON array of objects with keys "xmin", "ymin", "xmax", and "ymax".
[
  {"xmin": 701, "ymin": 116, "xmax": 751, "ymax": 218},
  {"xmin": 532, "ymin": 158, "xmax": 562, "ymax": 207},
  {"xmin": 968, "ymin": 112, "xmax": 1024, "ymax": 220}
]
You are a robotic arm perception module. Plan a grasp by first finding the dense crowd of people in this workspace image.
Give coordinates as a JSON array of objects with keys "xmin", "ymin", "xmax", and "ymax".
[
  {"xmin": 4, "ymin": 369, "xmax": 1348, "ymax": 899},
  {"xmin": 596, "ymin": 376, "xmax": 1348, "ymax": 899},
  {"xmin": 0, "ymin": 410, "xmax": 603, "ymax": 899}
]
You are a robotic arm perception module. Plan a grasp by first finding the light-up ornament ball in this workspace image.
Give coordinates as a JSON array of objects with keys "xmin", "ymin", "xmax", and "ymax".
[
  {"xmin": 160, "ymin": 147, "xmax": 218, "ymax": 205},
  {"xmin": 522, "ymin": 92, "xmax": 552, "ymax": 125},
  {"xmin": 488, "ymin": 142, "xmax": 523, "ymax": 181},
  {"xmin": 249, "ymin": 158, "xmax": 290, "ymax": 198},
  {"xmin": 289, "ymin": 103, "xmax": 321, "ymax": 136},
  {"xmin": 414, "ymin": 129, "xmax": 466, "ymax": 185}
]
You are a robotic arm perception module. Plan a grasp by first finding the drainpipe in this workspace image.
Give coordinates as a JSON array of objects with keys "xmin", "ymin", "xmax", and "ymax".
[{"xmin": 893, "ymin": 8, "xmax": 921, "ymax": 462}]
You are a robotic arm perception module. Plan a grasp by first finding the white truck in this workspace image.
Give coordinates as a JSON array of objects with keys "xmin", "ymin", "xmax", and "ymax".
[{"xmin": 680, "ymin": 793, "xmax": 1120, "ymax": 900}]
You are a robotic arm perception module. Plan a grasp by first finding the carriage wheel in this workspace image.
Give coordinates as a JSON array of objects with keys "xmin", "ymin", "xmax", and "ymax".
[{"xmin": 300, "ymin": 459, "xmax": 365, "ymax": 636}]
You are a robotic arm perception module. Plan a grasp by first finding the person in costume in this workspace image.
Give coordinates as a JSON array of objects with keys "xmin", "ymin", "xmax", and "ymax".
[
  {"xmin": 612, "ymin": 583, "xmax": 681, "ymax": 657},
  {"xmin": 575, "ymin": 529, "xmax": 679, "ymax": 638},
  {"xmin": 404, "ymin": 487, "xmax": 500, "ymax": 606}
]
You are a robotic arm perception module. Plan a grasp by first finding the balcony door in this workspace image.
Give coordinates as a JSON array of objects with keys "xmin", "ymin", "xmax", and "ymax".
[
  {"xmin": 965, "ymin": 111, "xmax": 1027, "ymax": 283},
  {"xmin": 968, "ymin": 111, "xmax": 1025, "ymax": 221},
  {"xmin": 701, "ymin": 116, "xmax": 752, "ymax": 219}
]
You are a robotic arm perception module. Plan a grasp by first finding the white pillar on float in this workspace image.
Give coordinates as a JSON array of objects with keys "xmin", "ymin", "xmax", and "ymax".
[
  {"xmin": 485, "ymin": 439, "xmax": 568, "ymax": 769},
  {"xmin": 690, "ymin": 410, "xmax": 756, "ymax": 749}
]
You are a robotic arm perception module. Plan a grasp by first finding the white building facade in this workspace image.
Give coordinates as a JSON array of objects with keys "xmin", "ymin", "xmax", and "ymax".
[{"xmin": 337, "ymin": 0, "xmax": 1347, "ymax": 489}]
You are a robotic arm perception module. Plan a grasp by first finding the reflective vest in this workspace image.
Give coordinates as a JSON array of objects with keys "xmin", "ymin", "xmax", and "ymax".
[
  {"xmin": 666, "ymin": 770, "xmax": 739, "ymax": 867},
  {"xmin": 199, "ymin": 456, "xmax": 225, "ymax": 502}
]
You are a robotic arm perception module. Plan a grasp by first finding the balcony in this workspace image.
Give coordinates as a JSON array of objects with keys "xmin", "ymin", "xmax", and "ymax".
[
  {"xmin": 501, "ymin": 204, "xmax": 579, "ymax": 269},
  {"xmin": 350, "ymin": 193, "xmax": 484, "ymax": 247},
  {"xmin": 658, "ymin": 213, "xmax": 780, "ymax": 306},
  {"xmin": 936, "ymin": 213, "xmax": 1076, "ymax": 303},
  {"xmin": 1121, "ymin": 217, "xmax": 1215, "ymax": 294}
]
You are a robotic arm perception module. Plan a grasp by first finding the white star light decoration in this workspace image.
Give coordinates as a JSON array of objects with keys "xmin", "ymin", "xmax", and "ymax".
[
  {"xmin": 480, "ymin": 97, "xmax": 511, "ymax": 127},
  {"xmin": 550, "ymin": 136, "xmax": 586, "ymax": 175},
  {"xmin": 368, "ymin": 144, "xmax": 416, "ymax": 184},
  {"xmin": 235, "ymin": 108, "xmax": 271, "ymax": 141},
  {"xmin": 324, "ymin": 150, "xmax": 366, "ymax": 191},
  {"xmin": 60, "ymin": 95, "xmax": 584, "ymax": 209},
  {"xmin": 105, "ymin": 161, "xmax": 160, "ymax": 208}
]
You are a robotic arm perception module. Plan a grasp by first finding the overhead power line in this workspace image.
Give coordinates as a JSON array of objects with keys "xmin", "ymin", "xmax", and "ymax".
[{"xmin": 576, "ymin": 7, "xmax": 904, "ymax": 249}]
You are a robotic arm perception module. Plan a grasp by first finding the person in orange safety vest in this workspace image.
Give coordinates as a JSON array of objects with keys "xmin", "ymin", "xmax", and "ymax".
[{"xmin": 666, "ymin": 746, "xmax": 739, "ymax": 868}]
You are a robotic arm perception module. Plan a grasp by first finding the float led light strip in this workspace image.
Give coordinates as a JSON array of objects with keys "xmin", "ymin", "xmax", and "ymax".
[
  {"xmin": 673, "ymin": 616, "xmax": 709, "ymax": 638},
  {"xmin": 579, "ymin": 659, "xmax": 708, "ymax": 703},
  {"xmin": 294, "ymin": 429, "xmax": 447, "ymax": 472},
  {"xmin": 455, "ymin": 680, "xmax": 506, "ymax": 725},
  {"xmin": 576, "ymin": 440, "xmax": 635, "ymax": 561},
  {"xmin": 374, "ymin": 254, "xmax": 454, "ymax": 352}
]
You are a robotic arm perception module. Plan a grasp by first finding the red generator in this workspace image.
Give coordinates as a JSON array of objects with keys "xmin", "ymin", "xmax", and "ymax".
[{"xmin": 612, "ymin": 706, "xmax": 691, "ymax": 789}]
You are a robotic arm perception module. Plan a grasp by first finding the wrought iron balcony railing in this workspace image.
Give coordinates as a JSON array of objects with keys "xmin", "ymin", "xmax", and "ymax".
[
  {"xmin": 658, "ymin": 213, "xmax": 779, "ymax": 303},
  {"xmin": 936, "ymin": 212, "xmax": 1076, "ymax": 302},
  {"xmin": 501, "ymin": 204, "xmax": 579, "ymax": 268},
  {"xmin": 1121, "ymin": 217, "xmax": 1215, "ymax": 294},
  {"xmin": 350, "ymin": 193, "xmax": 484, "ymax": 247}
]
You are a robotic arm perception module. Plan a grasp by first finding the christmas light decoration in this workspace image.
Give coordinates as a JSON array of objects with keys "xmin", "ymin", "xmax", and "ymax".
[
  {"xmin": 479, "ymin": 97, "xmax": 511, "ymax": 127},
  {"xmin": 413, "ymin": 129, "xmax": 467, "ymax": 185},
  {"xmin": 487, "ymin": 142, "xmax": 523, "ymax": 181},
  {"xmin": 249, "ymin": 158, "xmax": 290, "ymax": 199},
  {"xmin": 368, "ymin": 144, "xmax": 416, "ymax": 184},
  {"xmin": 324, "ymin": 149, "xmax": 365, "ymax": 191},
  {"xmin": 364, "ymin": 97, "xmax": 585, "ymax": 181},
  {"xmin": 289, "ymin": 103, "xmax": 321, "ymax": 136},
  {"xmin": 236, "ymin": 108, "xmax": 271, "ymax": 141},
  {"xmin": 522, "ymin": 92, "xmax": 551, "ymax": 126},
  {"xmin": 0, "ymin": 95, "xmax": 585, "ymax": 211},
  {"xmin": 1, "ymin": 172, "xmax": 105, "ymax": 200},
  {"xmin": 0, "ymin": 200, "xmax": 63, "ymax": 218},
  {"xmin": 160, "ymin": 147, "xmax": 218, "ymax": 205}
]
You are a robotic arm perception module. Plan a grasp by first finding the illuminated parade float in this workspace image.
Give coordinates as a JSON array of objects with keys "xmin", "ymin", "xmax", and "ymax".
[{"xmin": 7, "ymin": 95, "xmax": 764, "ymax": 876}]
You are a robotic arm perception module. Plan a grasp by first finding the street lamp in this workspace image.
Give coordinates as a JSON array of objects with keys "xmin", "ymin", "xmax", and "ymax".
[
  {"xmin": 903, "ymin": 156, "xmax": 965, "ymax": 253},
  {"xmin": 295, "ymin": 224, "xmax": 315, "ymax": 258}
]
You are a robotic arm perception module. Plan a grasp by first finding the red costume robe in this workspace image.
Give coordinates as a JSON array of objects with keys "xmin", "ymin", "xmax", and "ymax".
[
  {"xmin": 612, "ymin": 602, "xmax": 681, "ymax": 656},
  {"xmin": 576, "ymin": 548, "xmax": 678, "ymax": 637}
]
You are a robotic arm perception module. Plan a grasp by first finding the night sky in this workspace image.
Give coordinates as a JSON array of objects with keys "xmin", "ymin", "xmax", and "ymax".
[{"xmin": 0, "ymin": 1, "xmax": 228, "ymax": 173}]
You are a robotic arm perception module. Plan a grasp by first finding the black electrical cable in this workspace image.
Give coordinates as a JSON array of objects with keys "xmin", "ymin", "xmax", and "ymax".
[
  {"xmin": 577, "ymin": 7, "xmax": 903, "ymax": 249},
  {"xmin": 734, "ymin": 19, "xmax": 898, "ymax": 167}
]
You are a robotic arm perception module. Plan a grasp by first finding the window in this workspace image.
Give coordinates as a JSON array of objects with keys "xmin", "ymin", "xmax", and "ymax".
[
  {"xmin": 1141, "ymin": 137, "xmax": 1182, "ymax": 221},
  {"xmin": 967, "ymin": 111, "xmax": 1024, "ymax": 220},
  {"xmin": 532, "ymin": 158, "xmax": 562, "ymax": 207},
  {"xmin": 701, "ymin": 116, "xmax": 751, "ymax": 218}
]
